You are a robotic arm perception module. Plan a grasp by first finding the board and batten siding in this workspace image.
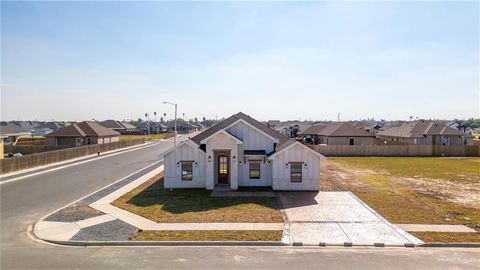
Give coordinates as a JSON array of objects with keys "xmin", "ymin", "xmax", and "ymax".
[
  {"xmin": 164, "ymin": 143, "xmax": 206, "ymax": 188},
  {"xmin": 227, "ymin": 121, "xmax": 275, "ymax": 153},
  {"xmin": 271, "ymin": 143, "xmax": 321, "ymax": 191},
  {"xmin": 238, "ymin": 156, "xmax": 272, "ymax": 186}
]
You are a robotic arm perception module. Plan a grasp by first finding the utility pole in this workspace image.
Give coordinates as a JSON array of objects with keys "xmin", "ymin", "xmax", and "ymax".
[
  {"xmin": 337, "ymin": 112, "xmax": 341, "ymax": 122},
  {"xmin": 163, "ymin": 101, "xmax": 178, "ymax": 146}
]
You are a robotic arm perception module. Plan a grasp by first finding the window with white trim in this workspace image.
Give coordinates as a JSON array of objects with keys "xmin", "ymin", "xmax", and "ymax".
[
  {"xmin": 181, "ymin": 161, "xmax": 193, "ymax": 181},
  {"xmin": 290, "ymin": 163, "xmax": 302, "ymax": 182},
  {"xmin": 249, "ymin": 161, "xmax": 261, "ymax": 179}
]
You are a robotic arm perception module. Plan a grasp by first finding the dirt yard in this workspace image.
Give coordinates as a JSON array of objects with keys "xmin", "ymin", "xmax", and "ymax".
[{"xmin": 321, "ymin": 157, "xmax": 480, "ymax": 242}]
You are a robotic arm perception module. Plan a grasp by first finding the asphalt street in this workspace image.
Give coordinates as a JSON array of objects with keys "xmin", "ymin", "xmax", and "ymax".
[{"xmin": 1, "ymin": 137, "xmax": 479, "ymax": 269}]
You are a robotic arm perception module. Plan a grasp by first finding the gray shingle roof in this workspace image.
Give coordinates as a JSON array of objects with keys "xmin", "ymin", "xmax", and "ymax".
[
  {"xmin": 191, "ymin": 112, "xmax": 289, "ymax": 146},
  {"xmin": 299, "ymin": 123, "xmax": 373, "ymax": 137},
  {"xmin": 377, "ymin": 120, "xmax": 466, "ymax": 138},
  {"xmin": 46, "ymin": 121, "xmax": 120, "ymax": 137}
]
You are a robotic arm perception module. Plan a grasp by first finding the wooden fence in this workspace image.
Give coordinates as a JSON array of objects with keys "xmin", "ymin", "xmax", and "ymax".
[
  {"xmin": 4, "ymin": 145, "xmax": 72, "ymax": 155},
  {"xmin": 1, "ymin": 139, "xmax": 145, "ymax": 174},
  {"xmin": 311, "ymin": 144, "xmax": 480, "ymax": 157}
]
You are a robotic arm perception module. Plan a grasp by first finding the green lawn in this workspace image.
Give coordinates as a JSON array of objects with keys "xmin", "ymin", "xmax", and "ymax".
[
  {"xmin": 133, "ymin": 230, "xmax": 282, "ymax": 241},
  {"xmin": 112, "ymin": 175, "xmax": 283, "ymax": 223},
  {"xmin": 323, "ymin": 157, "xmax": 480, "ymax": 243}
]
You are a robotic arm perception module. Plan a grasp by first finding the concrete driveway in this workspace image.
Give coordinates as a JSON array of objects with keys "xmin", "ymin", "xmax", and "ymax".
[{"xmin": 278, "ymin": 192, "xmax": 423, "ymax": 246}]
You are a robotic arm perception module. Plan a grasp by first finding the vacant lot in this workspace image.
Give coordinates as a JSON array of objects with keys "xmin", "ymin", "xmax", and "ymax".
[
  {"xmin": 322, "ymin": 157, "xmax": 480, "ymax": 242},
  {"xmin": 112, "ymin": 177, "xmax": 283, "ymax": 223},
  {"xmin": 119, "ymin": 134, "xmax": 173, "ymax": 141}
]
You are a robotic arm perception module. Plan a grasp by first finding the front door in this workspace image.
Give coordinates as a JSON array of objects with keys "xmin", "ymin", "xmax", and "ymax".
[{"xmin": 217, "ymin": 155, "xmax": 229, "ymax": 184}]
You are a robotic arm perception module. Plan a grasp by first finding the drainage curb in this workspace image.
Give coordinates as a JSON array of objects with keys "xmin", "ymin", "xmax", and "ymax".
[
  {"xmin": 40, "ymin": 239, "xmax": 286, "ymax": 247},
  {"xmin": 421, "ymin": 242, "xmax": 480, "ymax": 248}
]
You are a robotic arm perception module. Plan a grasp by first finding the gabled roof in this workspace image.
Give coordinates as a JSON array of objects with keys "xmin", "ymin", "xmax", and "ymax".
[
  {"xmin": 0, "ymin": 122, "xmax": 30, "ymax": 135},
  {"xmin": 377, "ymin": 120, "xmax": 466, "ymax": 138},
  {"xmin": 268, "ymin": 139, "xmax": 325, "ymax": 159},
  {"xmin": 300, "ymin": 123, "xmax": 373, "ymax": 137},
  {"xmin": 191, "ymin": 112, "xmax": 289, "ymax": 146},
  {"xmin": 37, "ymin": 122, "xmax": 63, "ymax": 130},
  {"xmin": 100, "ymin": 120, "xmax": 138, "ymax": 130},
  {"xmin": 46, "ymin": 121, "xmax": 120, "ymax": 137},
  {"xmin": 199, "ymin": 129, "xmax": 243, "ymax": 144},
  {"xmin": 299, "ymin": 124, "xmax": 326, "ymax": 135},
  {"xmin": 100, "ymin": 120, "xmax": 125, "ymax": 129}
]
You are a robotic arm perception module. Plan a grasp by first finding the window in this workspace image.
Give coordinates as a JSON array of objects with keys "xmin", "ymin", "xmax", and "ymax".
[
  {"xmin": 75, "ymin": 138, "xmax": 82, "ymax": 146},
  {"xmin": 349, "ymin": 138, "xmax": 354, "ymax": 145},
  {"xmin": 290, "ymin": 163, "xmax": 302, "ymax": 182},
  {"xmin": 181, "ymin": 161, "xmax": 193, "ymax": 181},
  {"xmin": 249, "ymin": 161, "xmax": 261, "ymax": 179}
]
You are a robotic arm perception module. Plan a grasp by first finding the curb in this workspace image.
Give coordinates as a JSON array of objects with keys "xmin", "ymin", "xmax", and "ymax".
[
  {"xmin": 41, "ymin": 239, "xmax": 286, "ymax": 247},
  {"xmin": 421, "ymin": 242, "xmax": 480, "ymax": 248}
]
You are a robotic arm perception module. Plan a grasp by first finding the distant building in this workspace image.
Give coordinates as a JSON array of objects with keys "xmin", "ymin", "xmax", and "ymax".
[
  {"xmin": 100, "ymin": 120, "xmax": 141, "ymax": 135},
  {"xmin": 376, "ymin": 120, "xmax": 472, "ymax": 145},
  {"xmin": 299, "ymin": 123, "xmax": 375, "ymax": 145},
  {"xmin": 273, "ymin": 121, "xmax": 311, "ymax": 138},
  {"xmin": 267, "ymin": 120, "xmax": 281, "ymax": 127},
  {"xmin": 0, "ymin": 122, "xmax": 31, "ymax": 145},
  {"xmin": 138, "ymin": 121, "xmax": 168, "ymax": 135},
  {"xmin": 45, "ymin": 121, "xmax": 120, "ymax": 146}
]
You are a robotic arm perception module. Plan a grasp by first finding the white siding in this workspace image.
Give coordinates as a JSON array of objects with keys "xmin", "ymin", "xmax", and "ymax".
[
  {"xmin": 227, "ymin": 121, "xmax": 275, "ymax": 153},
  {"xmin": 271, "ymin": 143, "xmax": 321, "ymax": 191},
  {"xmin": 164, "ymin": 143, "xmax": 206, "ymax": 188},
  {"xmin": 205, "ymin": 132, "xmax": 240, "ymax": 190},
  {"xmin": 238, "ymin": 156, "xmax": 272, "ymax": 187}
]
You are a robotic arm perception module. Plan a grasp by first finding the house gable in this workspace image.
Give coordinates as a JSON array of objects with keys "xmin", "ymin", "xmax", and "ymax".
[{"xmin": 226, "ymin": 120, "xmax": 276, "ymax": 153}]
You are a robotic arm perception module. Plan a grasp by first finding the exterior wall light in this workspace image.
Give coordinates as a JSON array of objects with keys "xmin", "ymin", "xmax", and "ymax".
[
  {"xmin": 176, "ymin": 162, "xmax": 180, "ymax": 167},
  {"xmin": 208, "ymin": 156, "xmax": 211, "ymax": 162},
  {"xmin": 239, "ymin": 161, "xmax": 242, "ymax": 167},
  {"xmin": 232, "ymin": 156, "xmax": 236, "ymax": 163},
  {"xmin": 267, "ymin": 160, "xmax": 271, "ymax": 166},
  {"xmin": 304, "ymin": 163, "xmax": 308, "ymax": 169},
  {"xmin": 285, "ymin": 163, "xmax": 289, "ymax": 169},
  {"xmin": 194, "ymin": 161, "xmax": 198, "ymax": 167}
]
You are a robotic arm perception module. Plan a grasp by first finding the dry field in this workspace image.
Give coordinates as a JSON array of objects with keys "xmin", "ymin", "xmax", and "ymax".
[{"xmin": 321, "ymin": 157, "xmax": 480, "ymax": 242}]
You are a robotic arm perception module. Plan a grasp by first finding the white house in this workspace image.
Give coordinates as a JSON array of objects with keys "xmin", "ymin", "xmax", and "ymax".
[{"xmin": 164, "ymin": 112, "xmax": 324, "ymax": 191}]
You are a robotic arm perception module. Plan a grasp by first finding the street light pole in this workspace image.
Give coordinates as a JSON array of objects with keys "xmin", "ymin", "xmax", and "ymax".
[{"xmin": 163, "ymin": 101, "xmax": 178, "ymax": 146}]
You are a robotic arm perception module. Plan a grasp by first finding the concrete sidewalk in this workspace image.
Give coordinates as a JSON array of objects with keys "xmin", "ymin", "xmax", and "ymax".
[{"xmin": 33, "ymin": 162, "xmax": 284, "ymax": 243}]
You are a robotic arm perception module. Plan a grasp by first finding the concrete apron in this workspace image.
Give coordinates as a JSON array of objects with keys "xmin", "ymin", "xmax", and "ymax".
[{"xmin": 278, "ymin": 192, "xmax": 424, "ymax": 247}]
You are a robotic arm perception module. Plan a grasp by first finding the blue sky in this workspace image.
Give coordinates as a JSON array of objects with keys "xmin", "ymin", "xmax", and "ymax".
[{"xmin": 1, "ymin": 1, "xmax": 478, "ymax": 121}]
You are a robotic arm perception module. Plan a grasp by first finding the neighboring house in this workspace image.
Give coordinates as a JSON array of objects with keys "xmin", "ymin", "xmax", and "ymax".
[
  {"xmin": 11, "ymin": 121, "xmax": 40, "ymax": 133},
  {"xmin": 190, "ymin": 122, "xmax": 205, "ymax": 131},
  {"xmin": 45, "ymin": 121, "xmax": 120, "ymax": 146},
  {"xmin": 138, "ymin": 121, "xmax": 168, "ymax": 135},
  {"xmin": 0, "ymin": 122, "xmax": 31, "ymax": 145},
  {"xmin": 164, "ymin": 112, "xmax": 324, "ymax": 191},
  {"xmin": 273, "ymin": 121, "xmax": 311, "ymax": 138},
  {"xmin": 299, "ymin": 123, "xmax": 375, "ymax": 145},
  {"xmin": 167, "ymin": 120, "xmax": 198, "ymax": 134},
  {"xmin": 100, "ymin": 120, "xmax": 141, "ymax": 135},
  {"xmin": 32, "ymin": 121, "xmax": 66, "ymax": 136},
  {"xmin": 32, "ymin": 127, "xmax": 53, "ymax": 136},
  {"xmin": 376, "ymin": 120, "xmax": 472, "ymax": 145},
  {"xmin": 267, "ymin": 120, "xmax": 281, "ymax": 128}
]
